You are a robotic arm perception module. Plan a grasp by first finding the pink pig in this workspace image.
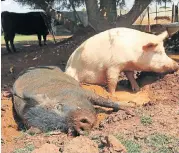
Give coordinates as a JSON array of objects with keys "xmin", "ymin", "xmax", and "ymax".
[{"xmin": 65, "ymin": 28, "xmax": 179, "ymax": 95}]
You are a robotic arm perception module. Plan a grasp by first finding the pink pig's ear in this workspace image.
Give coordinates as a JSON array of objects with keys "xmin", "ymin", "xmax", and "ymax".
[{"xmin": 142, "ymin": 43, "xmax": 158, "ymax": 51}]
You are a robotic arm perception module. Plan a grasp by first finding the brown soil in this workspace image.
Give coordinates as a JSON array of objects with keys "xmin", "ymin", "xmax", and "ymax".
[
  {"xmin": 1, "ymin": 31, "xmax": 179, "ymax": 153},
  {"xmin": 1, "ymin": 98, "xmax": 21, "ymax": 143}
]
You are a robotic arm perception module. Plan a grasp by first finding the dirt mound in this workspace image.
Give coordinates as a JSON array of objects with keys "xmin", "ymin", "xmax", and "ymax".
[
  {"xmin": 63, "ymin": 136, "xmax": 99, "ymax": 153},
  {"xmin": 148, "ymin": 70, "xmax": 179, "ymax": 104},
  {"xmin": 32, "ymin": 143, "xmax": 59, "ymax": 153},
  {"xmin": 91, "ymin": 70, "xmax": 179, "ymax": 131},
  {"xmin": 99, "ymin": 109, "xmax": 135, "ymax": 128},
  {"xmin": 1, "ymin": 98, "xmax": 22, "ymax": 143},
  {"xmin": 88, "ymin": 71, "xmax": 179, "ymax": 153}
]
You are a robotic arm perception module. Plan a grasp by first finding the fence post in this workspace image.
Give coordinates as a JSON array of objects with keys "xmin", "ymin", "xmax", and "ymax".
[
  {"xmin": 172, "ymin": 3, "xmax": 174, "ymax": 23},
  {"xmin": 147, "ymin": 7, "xmax": 151, "ymax": 32},
  {"xmin": 156, "ymin": 1, "xmax": 157, "ymax": 24},
  {"xmin": 175, "ymin": 5, "xmax": 178, "ymax": 22}
]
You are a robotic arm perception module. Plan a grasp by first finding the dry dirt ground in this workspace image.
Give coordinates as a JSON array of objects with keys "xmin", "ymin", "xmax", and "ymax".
[{"xmin": 1, "ymin": 31, "xmax": 179, "ymax": 153}]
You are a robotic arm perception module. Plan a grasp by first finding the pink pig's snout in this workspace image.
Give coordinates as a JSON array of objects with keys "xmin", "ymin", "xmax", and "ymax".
[
  {"xmin": 170, "ymin": 61, "xmax": 179, "ymax": 71},
  {"xmin": 162, "ymin": 60, "xmax": 179, "ymax": 73}
]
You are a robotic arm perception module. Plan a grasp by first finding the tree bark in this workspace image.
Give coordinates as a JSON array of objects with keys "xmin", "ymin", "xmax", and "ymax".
[
  {"xmin": 100, "ymin": 0, "xmax": 108, "ymax": 18},
  {"xmin": 44, "ymin": 4, "xmax": 64, "ymax": 23},
  {"xmin": 107, "ymin": 0, "xmax": 117, "ymax": 24},
  {"xmin": 84, "ymin": 0, "xmax": 100, "ymax": 32},
  {"xmin": 116, "ymin": 0, "xmax": 152, "ymax": 27},
  {"xmin": 69, "ymin": 0, "xmax": 84, "ymax": 26},
  {"xmin": 84, "ymin": 0, "xmax": 152, "ymax": 32}
]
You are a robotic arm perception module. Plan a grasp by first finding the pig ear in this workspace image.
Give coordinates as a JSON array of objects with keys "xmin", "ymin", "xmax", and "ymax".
[
  {"xmin": 158, "ymin": 31, "xmax": 169, "ymax": 41},
  {"xmin": 142, "ymin": 43, "xmax": 158, "ymax": 51}
]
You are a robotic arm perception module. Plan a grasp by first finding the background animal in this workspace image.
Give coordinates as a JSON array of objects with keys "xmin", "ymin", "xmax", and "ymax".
[
  {"xmin": 1, "ymin": 11, "xmax": 49, "ymax": 52},
  {"xmin": 12, "ymin": 66, "xmax": 120, "ymax": 135}
]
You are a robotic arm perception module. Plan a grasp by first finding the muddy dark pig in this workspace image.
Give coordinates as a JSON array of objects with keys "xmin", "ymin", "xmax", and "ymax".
[
  {"xmin": 12, "ymin": 66, "xmax": 121, "ymax": 135},
  {"xmin": 65, "ymin": 28, "xmax": 179, "ymax": 95}
]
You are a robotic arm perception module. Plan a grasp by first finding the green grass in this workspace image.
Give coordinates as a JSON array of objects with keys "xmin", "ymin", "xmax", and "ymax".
[
  {"xmin": 145, "ymin": 134, "xmax": 172, "ymax": 148},
  {"xmin": 140, "ymin": 115, "xmax": 153, "ymax": 126},
  {"xmin": 115, "ymin": 135, "xmax": 141, "ymax": 153},
  {"xmin": 1, "ymin": 35, "xmax": 37, "ymax": 44},
  {"xmin": 145, "ymin": 133, "xmax": 179, "ymax": 153},
  {"xmin": 124, "ymin": 140, "xmax": 141, "ymax": 153},
  {"xmin": 13, "ymin": 144, "xmax": 35, "ymax": 153},
  {"xmin": 115, "ymin": 133, "xmax": 179, "ymax": 153}
]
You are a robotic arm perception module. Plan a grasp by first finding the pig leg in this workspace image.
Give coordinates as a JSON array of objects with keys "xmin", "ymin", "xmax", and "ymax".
[
  {"xmin": 37, "ymin": 34, "xmax": 42, "ymax": 46},
  {"xmin": 89, "ymin": 93, "xmax": 120, "ymax": 111},
  {"xmin": 106, "ymin": 67, "xmax": 119, "ymax": 95},
  {"xmin": 86, "ymin": 91, "xmax": 135, "ymax": 115},
  {"xmin": 4, "ymin": 33, "xmax": 11, "ymax": 53},
  {"xmin": 124, "ymin": 71, "xmax": 140, "ymax": 92}
]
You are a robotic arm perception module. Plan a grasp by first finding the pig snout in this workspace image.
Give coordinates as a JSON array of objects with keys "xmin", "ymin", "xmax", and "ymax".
[
  {"xmin": 69, "ymin": 109, "xmax": 97, "ymax": 135},
  {"xmin": 148, "ymin": 53, "xmax": 179, "ymax": 73},
  {"xmin": 162, "ymin": 59, "xmax": 179, "ymax": 73}
]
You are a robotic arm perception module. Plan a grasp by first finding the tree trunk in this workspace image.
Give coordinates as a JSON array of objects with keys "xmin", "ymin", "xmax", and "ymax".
[
  {"xmin": 107, "ymin": 0, "xmax": 117, "ymax": 24},
  {"xmin": 85, "ymin": 0, "xmax": 152, "ymax": 32},
  {"xmin": 100, "ymin": 0, "xmax": 107, "ymax": 18},
  {"xmin": 85, "ymin": 0, "xmax": 117, "ymax": 32},
  {"xmin": 84, "ymin": 0, "xmax": 100, "ymax": 32},
  {"xmin": 116, "ymin": 0, "xmax": 152, "ymax": 27},
  {"xmin": 69, "ymin": 0, "xmax": 84, "ymax": 25},
  {"xmin": 45, "ymin": 4, "xmax": 64, "ymax": 23}
]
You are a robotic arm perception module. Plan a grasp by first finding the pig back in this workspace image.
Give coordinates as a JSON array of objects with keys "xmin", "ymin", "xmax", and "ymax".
[{"xmin": 13, "ymin": 66, "xmax": 80, "ymax": 99}]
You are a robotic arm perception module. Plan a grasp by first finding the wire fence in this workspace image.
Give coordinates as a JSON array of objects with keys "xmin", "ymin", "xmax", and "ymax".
[{"xmin": 117, "ymin": 2, "xmax": 178, "ymax": 26}]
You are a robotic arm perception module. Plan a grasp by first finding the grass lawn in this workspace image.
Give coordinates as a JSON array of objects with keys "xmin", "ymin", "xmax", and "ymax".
[{"xmin": 1, "ymin": 35, "xmax": 37, "ymax": 44}]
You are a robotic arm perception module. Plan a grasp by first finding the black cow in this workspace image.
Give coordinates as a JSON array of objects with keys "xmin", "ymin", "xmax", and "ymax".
[{"xmin": 1, "ymin": 11, "xmax": 49, "ymax": 53}]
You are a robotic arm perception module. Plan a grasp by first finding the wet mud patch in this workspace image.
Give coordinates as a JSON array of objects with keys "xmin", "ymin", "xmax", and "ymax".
[
  {"xmin": 82, "ymin": 68, "xmax": 179, "ymax": 107},
  {"xmin": 83, "ymin": 84, "xmax": 151, "ymax": 107},
  {"xmin": 82, "ymin": 72, "xmax": 160, "ymax": 107}
]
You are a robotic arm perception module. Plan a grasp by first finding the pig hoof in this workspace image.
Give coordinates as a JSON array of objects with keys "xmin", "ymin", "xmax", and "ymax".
[{"xmin": 132, "ymin": 87, "xmax": 140, "ymax": 93}]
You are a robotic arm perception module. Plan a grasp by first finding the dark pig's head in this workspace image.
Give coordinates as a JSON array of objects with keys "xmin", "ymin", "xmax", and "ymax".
[
  {"xmin": 59, "ymin": 98, "xmax": 97, "ymax": 135},
  {"xmin": 135, "ymin": 31, "xmax": 179, "ymax": 73},
  {"xmin": 22, "ymin": 93, "xmax": 96, "ymax": 135}
]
